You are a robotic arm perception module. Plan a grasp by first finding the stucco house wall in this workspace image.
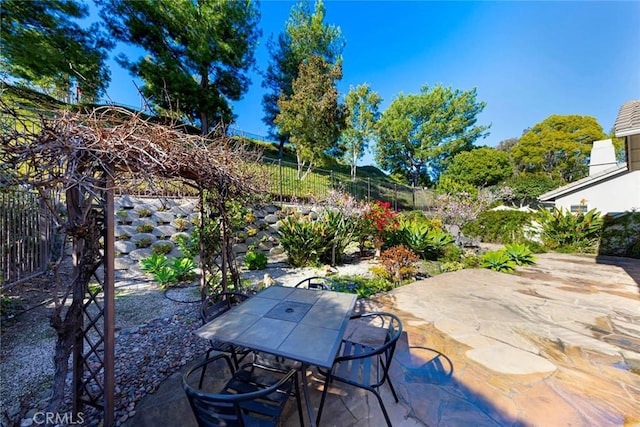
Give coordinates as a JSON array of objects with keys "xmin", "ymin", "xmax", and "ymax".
[
  {"xmin": 551, "ymin": 169, "xmax": 640, "ymax": 214},
  {"xmin": 540, "ymin": 101, "xmax": 640, "ymax": 214}
]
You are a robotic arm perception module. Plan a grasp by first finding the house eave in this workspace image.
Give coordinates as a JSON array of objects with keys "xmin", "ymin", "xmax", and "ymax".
[
  {"xmin": 615, "ymin": 128, "xmax": 640, "ymax": 138},
  {"xmin": 538, "ymin": 165, "xmax": 629, "ymax": 201}
]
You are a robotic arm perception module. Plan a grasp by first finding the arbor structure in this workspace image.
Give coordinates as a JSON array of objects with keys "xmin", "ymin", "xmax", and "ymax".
[
  {"xmin": 275, "ymin": 56, "xmax": 345, "ymax": 179},
  {"xmin": 375, "ymin": 84, "xmax": 489, "ymax": 186},
  {"xmin": 262, "ymin": 0, "xmax": 344, "ymax": 157},
  {"xmin": 440, "ymin": 146, "xmax": 513, "ymax": 187},
  {"xmin": 341, "ymin": 84, "xmax": 381, "ymax": 179},
  {"xmin": 0, "ymin": 103, "xmax": 267, "ymax": 423},
  {"xmin": 99, "ymin": 0, "xmax": 260, "ymax": 133},
  {"xmin": 1, "ymin": 0, "xmax": 111, "ymax": 102},
  {"xmin": 511, "ymin": 114, "xmax": 607, "ymax": 183}
]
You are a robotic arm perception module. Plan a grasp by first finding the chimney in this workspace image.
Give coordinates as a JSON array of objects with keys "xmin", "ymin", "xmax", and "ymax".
[{"xmin": 589, "ymin": 139, "xmax": 617, "ymax": 176}]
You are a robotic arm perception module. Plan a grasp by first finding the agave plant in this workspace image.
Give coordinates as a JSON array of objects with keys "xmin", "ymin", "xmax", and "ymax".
[
  {"xmin": 398, "ymin": 219, "xmax": 455, "ymax": 260},
  {"xmin": 504, "ymin": 243, "xmax": 536, "ymax": 266},
  {"xmin": 481, "ymin": 250, "xmax": 516, "ymax": 272}
]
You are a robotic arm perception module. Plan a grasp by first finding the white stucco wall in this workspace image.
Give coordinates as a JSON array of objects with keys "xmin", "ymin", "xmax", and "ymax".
[{"xmin": 554, "ymin": 170, "xmax": 640, "ymax": 214}]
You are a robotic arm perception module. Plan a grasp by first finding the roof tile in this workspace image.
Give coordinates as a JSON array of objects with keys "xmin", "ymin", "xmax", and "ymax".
[{"xmin": 614, "ymin": 100, "xmax": 640, "ymax": 137}]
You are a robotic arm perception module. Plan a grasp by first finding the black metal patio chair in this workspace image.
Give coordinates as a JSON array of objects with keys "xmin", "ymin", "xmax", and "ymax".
[
  {"xmin": 183, "ymin": 353, "xmax": 305, "ymax": 427},
  {"xmin": 199, "ymin": 291, "xmax": 252, "ymax": 386},
  {"xmin": 294, "ymin": 276, "xmax": 337, "ymax": 291},
  {"xmin": 316, "ymin": 311, "xmax": 403, "ymax": 427}
]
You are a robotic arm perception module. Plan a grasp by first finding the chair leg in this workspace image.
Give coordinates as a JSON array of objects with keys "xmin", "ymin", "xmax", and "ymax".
[
  {"xmin": 316, "ymin": 375, "xmax": 333, "ymax": 425},
  {"xmin": 198, "ymin": 349, "xmax": 212, "ymax": 389},
  {"xmin": 294, "ymin": 372, "xmax": 305, "ymax": 427},
  {"xmin": 370, "ymin": 388, "xmax": 393, "ymax": 427}
]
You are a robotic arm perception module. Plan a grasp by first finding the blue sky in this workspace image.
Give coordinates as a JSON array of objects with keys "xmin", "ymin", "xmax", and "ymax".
[{"xmin": 101, "ymin": 1, "xmax": 640, "ymax": 166}]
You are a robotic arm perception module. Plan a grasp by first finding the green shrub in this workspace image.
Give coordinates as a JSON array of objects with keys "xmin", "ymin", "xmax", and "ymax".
[
  {"xmin": 504, "ymin": 243, "xmax": 536, "ymax": 266},
  {"xmin": 599, "ymin": 212, "xmax": 640, "ymax": 258},
  {"xmin": 278, "ymin": 214, "xmax": 324, "ymax": 267},
  {"xmin": 331, "ymin": 275, "xmax": 394, "ymax": 298},
  {"xmin": 153, "ymin": 266, "xmax": 177, "ymax": 288},
  {"xmin": 277, "ymin": 209, "xmax": 357, "ymax": 267},
  {"xmin": 170, "ymin": 257, "xmax": 196, "ymax": 282},
  {"xmin": 136, "ymin": 223, "xmax": 154, "ymax": 233},
  {"xmin": 174, "ymin": 218, "xmax": 190, "ymax": 232},
  {"xmin": 116, "ymin": 209, "xmax": 129, "ymax": 224},
  {"xmin": 462, "ymin": 210, "xmax": 535, "ymax": 244},
  {"xmin": 439, "ymin": 261, "xmax": 465, "ymax": 273},
  {"xmin": 140, "ymin": 253, "xmax": 169, "ymax": 274},
  {"xmin": 481, "ymin": 250, "xmax": 516, "ymax": 272},
  {"xmin": 440, "ymin": 244, "xmax": 464, "ymax": 263},
  {"xmin": 137, "ymin": 208, "xmax": 152, "ymax": 218},
  {"xmin": 244, "ymin": 251, "xmax": 268, "ymax": 270},
  {"xmin": 379, "ymin": 245, "xmax": 420, "ymax": 283},
  {"xmin": 538, "ymin": 208, "xmax": 603, "ymax": 253},
  {"xmin": 152, "ymin": 242, "xmax": 173, "ymax": 255},
  {"xmin": 173, "ymin": 233, "xmax": 199, "ymax": 260}
]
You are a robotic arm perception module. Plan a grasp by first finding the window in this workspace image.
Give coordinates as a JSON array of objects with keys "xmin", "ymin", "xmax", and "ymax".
[{"xmin": 570, "ymin": 204, "xmax": 588, "ymax": 214}]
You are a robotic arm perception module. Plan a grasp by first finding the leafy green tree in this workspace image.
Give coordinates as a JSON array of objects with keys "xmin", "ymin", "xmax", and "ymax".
[
  {"xmin": 440, "ymin": 146, "xmax": 513, "ymax": 187},
  {"xmin": 1, "ymin": 0, "xmax": 111, "ymax": 102},
  {"xmin": 275, "ymin": 56, "xmax": 345, "ymax": 179},
  {"xmin": 341, "ymin": 84, "xmax": 382, "ymax": 179},
  {"xmin": 496, "ymin": 137, "xmax": 518, "ymax": 152},
  {"xmin": 262, "ymin": 0, "xmax": 344, "ymax": 156},
  {"xmin": 511, "ymin": 115, "xmax": 607, "ymax": 183},
  {"xmin": 503, "ymin": 173, "xmax": 561, "ymax": 207},
  {"xmin": 98, "ymin": 0, "xmax": 260, "ymax": 133},
  {"xmin": 375, "ymin": 84, "xmax": 489, "ymax": 186}
]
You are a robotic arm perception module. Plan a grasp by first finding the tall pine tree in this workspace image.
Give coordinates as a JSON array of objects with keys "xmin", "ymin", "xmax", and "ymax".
[{"xmin": 99, "ymin": 0, "xmax": 260, "ymax": 134}]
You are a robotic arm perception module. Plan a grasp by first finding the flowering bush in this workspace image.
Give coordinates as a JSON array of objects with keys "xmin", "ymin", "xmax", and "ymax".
[{"xmin": 362, "ymin": 201, "xmax": 399, "ymax": 256}]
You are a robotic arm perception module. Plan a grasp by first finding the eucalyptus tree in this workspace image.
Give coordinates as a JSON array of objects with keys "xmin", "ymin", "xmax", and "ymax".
[
  {"xmin": 275, "ymin": 56, "xmax": 345, "ymax": 179},
  {"xmin": 1, "ymin": 0, "xmax": 111, "ymax": 102},
  {"xmin": 510, "ymin": 115, "xmax": 607, "ymax": 183},
  {"xmin": 262, "ymin": 0, "xmax": 344, "ymax": 157},
  {"xmin": 375, "ymin": 84, "xmax": 489, "ymax": 186},
  {"xmin": 98, "ymin": 0, "xmax": 260, "ymax": 134},
  {"xmin": 341, "ymin": 84, "xmax": 382, "ymax": 179}
]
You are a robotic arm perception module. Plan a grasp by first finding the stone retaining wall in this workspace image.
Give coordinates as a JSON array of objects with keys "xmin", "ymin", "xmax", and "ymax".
[{"xmin": 113, "ymin": 196, "xmax": 315, "ymax": 274}]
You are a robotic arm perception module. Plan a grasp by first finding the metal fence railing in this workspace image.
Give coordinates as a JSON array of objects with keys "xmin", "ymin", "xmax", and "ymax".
[
  {"xmin": 263, "ymin": 158, "xmax": 436, "ymax": 211},
  {"xmin": 0, "ymin": 188, "xmax": 57, "ymax": 287}
]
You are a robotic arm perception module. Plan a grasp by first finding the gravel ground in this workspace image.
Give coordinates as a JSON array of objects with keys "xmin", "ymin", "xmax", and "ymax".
[{"xmin": 1, "ymin": 256, "xmax": 375, "ymax": 426}]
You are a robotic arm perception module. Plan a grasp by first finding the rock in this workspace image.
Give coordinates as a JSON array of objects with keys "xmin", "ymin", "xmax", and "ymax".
[
  {"xmin": 233, "ymin": 244, "xmax": 248, "ymax": 254},
  {"xmin": 115, "ymin": 240, "xmax": 137, "ymax": 254},
  {"xmin": 152, "ymin": 211, "xmax": 175, "ymax": 225},
  {"xmin": 152, "ymin": 225, "xmax": 177, "ymax": 239},
  {"xmin": 269, "ymin": 246, "xmax": 284, "ymax": 256},
  {"xmin": 128, "ymin": 248, "xmax": 153, "ymax": 261},
  {"xmin": 264, "ymin": 214, "xmax": 279, "ymax": 224}
]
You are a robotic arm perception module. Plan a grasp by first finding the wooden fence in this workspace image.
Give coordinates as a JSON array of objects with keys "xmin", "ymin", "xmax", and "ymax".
[{"xmin": 0, "ymin": 188, "xmax": 56, "ymax": 288}]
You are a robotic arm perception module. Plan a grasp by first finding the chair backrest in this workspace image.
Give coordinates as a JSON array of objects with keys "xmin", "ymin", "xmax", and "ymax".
[
  {"xmin": 294, "ymin": 276, "xmax": 336, "ymax": 291},
  {"xmin": 183, "ymin": 354, "xmax": 297, "ymax": 427},
  {"xmin": 201, "ymin": 292, "xmax": 249, "ymax": 324},
  {"xmin": 338, "ymin": 312, "xmax": 403, "ymax": 385}
]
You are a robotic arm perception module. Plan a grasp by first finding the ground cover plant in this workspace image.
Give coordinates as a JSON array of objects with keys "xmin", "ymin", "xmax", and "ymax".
[{"xmin": 599, "ymin": 211, "xmax": 640, "ymax": 258}]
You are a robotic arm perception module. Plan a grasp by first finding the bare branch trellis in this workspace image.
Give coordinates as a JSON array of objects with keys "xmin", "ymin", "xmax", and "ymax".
[{"xmin": 0, "ymin": 103, "xmax": 269, "ymax": 424}]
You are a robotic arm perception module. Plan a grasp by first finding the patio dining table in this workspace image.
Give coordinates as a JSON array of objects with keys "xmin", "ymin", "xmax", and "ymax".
[{"xmin": 195, "ymin": 285, "xmax": 358, "ymax": 426}]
